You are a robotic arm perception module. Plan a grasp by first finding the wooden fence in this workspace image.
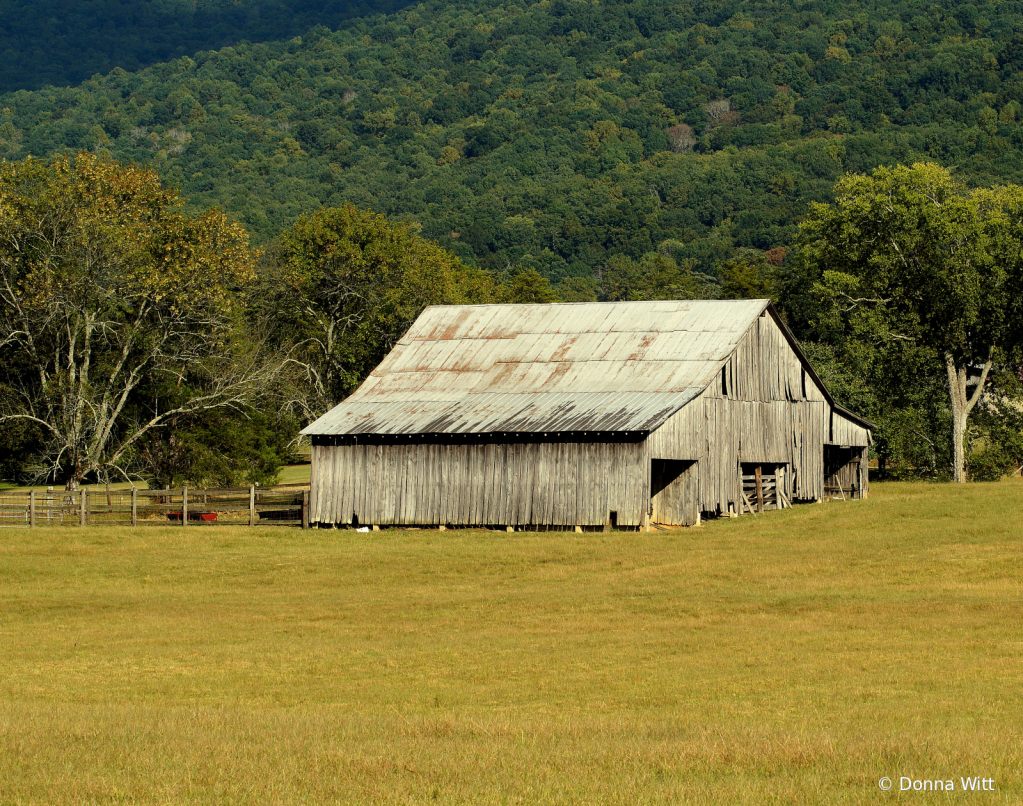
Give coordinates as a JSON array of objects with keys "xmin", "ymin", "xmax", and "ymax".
[{"xmin": 0, "ymin": 483, "xmax": 310, "ymax": 529}]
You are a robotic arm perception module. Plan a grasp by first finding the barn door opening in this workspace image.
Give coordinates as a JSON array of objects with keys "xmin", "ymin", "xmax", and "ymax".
[
  {"xmin": 824, "ymin": 446, "xmax": 866, "ymax": 499},
  {"xmin": 650, "ymin": 459, "xmax": 698, "ymax": 526},
  {"xmin": 740, "ymin": 463, "xmax": 788, "ymax": 513}
]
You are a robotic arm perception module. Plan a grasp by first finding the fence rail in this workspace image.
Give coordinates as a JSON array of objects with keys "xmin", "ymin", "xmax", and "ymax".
[{"xmin": 0, "ymin": 485, "xmax": 310, "ymax": 529}]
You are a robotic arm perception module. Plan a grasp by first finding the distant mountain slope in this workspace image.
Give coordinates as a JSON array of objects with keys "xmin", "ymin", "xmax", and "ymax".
[
  {"xmin": 0, "ymin": 0, "xmax": 411, "ymax": 93},
  {"xmin": 2, "ymin": 0, "xmax": 1022, "ymax": 282}
]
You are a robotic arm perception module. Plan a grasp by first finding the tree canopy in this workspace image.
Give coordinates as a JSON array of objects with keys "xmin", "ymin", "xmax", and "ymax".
[
  {"xmin": 0, "ymin": 0, "xmax": 409, "ymax": 94},
  {"xmin": 0, "ymin": 152, "xmax": 285, "ymax": 488},
  {"xmin": 260, "ymin": 203, "xmax": 495, "ymax": 412},
  {"xmin": 796, "ymin": 163, "xmax": 1023, "ymax": 482},
  {"xmin": 4, "ymin": 0, "xmax": 1023, "ymax": 482}
]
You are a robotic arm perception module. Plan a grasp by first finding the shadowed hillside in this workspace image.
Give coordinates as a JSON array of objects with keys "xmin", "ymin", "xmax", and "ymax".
[{"xmin": 0, "ymin": 0, "xmax": 412, "ymax": 93}]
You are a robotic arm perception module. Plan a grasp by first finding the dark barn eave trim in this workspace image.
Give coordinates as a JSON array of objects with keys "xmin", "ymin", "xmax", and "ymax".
[{"xmin": 311, "ymin": 431, "xmax": 650, "ymax": 447}]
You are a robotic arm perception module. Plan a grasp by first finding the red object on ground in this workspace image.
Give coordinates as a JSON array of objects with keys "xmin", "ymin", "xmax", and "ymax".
[{"xmin": 167, "ymin": 512, "xmax": 218, "ymax": 522}]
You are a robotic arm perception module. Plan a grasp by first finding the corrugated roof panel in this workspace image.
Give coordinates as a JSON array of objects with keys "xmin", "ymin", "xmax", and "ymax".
[
  {"xmin": 399, "ymin": 306, "xmax": 457, "ymax": 342},
  {"xmin": 502, "ymin": 331, "xmax": 557, "ymax": 363},
  {"xmin": 449, "ymin": 305, "xmax": 509, "ymax": 340},
  {"xmin": 304, "ymin": 388, "xmax": 705, "ymax": 436},
  {"xmin": 369, "ymin": 342, "xmax": 409, "ymax": 375},
  {"xmin": 302, "ymin": 300, "xmax": 772, "ymax": 437},
  {"xmin": 443, "ymin": 390, "xmax": 700, "ymax": 433},
  {"xmin": 434, "ymin": 339, "xmax": 481, "ymax": 371},
  {"xmin": 674, "ymin": 299, "xmax": 766, "ymax": 332},
  {"xmin": 444, "ymin": 338, "xmax": 494, "ymax": 372},
  {"xmin": 472, "ymin": 360, "xmax": 679, "ymax": 395},
  {"xmin": 648, "ymin": 300, "xmax": 691, "ymax": 312},
  {"xmin": 564, "ymin": 332, "xmax": 615, "ymax": 362},
  {"xmin": 401, "ymin": 304, "xmax": 499, "ymax": 342},
  {"xmin": 356, "ymin": 370, "xmax": 486, "ymax": 401},
  {"xmin": 647, "ymin": 330, "xmax": 739, "ymax": 362},
  {"xmin": 600, "ymin": 301, "xmax": 711, "ymax": 332},
  {"xmin": 382, "ymin": 339, "xmax": 451, "ymax": 372}
]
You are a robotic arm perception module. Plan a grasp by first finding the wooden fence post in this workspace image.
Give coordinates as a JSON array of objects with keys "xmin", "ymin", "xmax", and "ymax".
[
  {"xmin": 249, "ymin": 485, "xmax": 255, "ymax": 527},
  {"xmin": 131, "ymin": 488, "xmax": 137, "ymax": 527},
  {"xmin": 301, "ymin": 490, "xmax": 309, "ymax": 530},
  {"xmin": 80, "ymin": 489, "xmax": 87, "ymax": 526},
  {"xmin": 754, "ymin": 466, "xmax": 764, "ymax": 513},
  {"xmin": 182, "ymin": 486, "xmax": 188, "ymax": 526},
  {"xmin": 29, "ymin": 490, "xmax": 35, "ymax": 528}
]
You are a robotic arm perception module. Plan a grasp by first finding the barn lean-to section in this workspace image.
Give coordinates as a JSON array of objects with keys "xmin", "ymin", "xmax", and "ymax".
[{"xmin": 304, "ymin": 300, "xmax": 872, "ymax": 530}]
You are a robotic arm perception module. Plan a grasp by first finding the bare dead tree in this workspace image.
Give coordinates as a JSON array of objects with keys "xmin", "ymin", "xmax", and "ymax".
[
  {"xmin": 704, "ymin": 98, "xmax": 738, "ymax": 131},
  {"xmin": 667, "ymin": 123, "xmax": 696, "ymax": 154}
]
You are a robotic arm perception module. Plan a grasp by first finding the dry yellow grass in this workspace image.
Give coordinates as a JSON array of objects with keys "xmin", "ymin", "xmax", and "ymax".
[{"xmin": 1, "ymin": 480, "xmax": 1021, "ymax": 804}]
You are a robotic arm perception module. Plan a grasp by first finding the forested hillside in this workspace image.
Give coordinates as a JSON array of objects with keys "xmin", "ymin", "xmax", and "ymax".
[{"xmin": 3, "ymin": 0, "xmax": 1023, "ymax": 287}]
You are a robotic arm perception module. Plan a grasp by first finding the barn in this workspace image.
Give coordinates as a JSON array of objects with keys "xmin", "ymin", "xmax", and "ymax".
[{"xmin": 302, "ymin": 299, "xmax": 872, "ymax": 530}]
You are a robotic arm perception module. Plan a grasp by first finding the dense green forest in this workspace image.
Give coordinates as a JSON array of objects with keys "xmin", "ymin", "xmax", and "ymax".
[{"xmin": 4, "ymin": 0, "xmax": 1023, "ymax": 289}]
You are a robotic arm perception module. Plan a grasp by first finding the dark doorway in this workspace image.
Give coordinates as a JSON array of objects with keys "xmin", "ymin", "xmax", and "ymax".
[
  {"xmin": 824, "ymin": 446, "xmax": 867, "ymax": 499},
  {"xmin": 650, "ymin": 459, "xmax": 698, "ymax": 526}
]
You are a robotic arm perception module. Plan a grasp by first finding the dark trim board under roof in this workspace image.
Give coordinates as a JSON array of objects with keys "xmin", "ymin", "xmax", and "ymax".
[{"xmin": 311, "ymin": 431, "xmax": 650, "ymax": 446}]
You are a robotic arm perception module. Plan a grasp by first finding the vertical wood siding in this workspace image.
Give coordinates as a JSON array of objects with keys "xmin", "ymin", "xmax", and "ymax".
[
  {"xmin": 829, "ymin": 410, "xmax": 871, "ymax": 447},
  {"xmin": 310, "ymin": 438, "xmax": 649, "ymax": 528},
  {"xmin": 648, "ymin": 313, "xmax": 840, "ymax": 514}
]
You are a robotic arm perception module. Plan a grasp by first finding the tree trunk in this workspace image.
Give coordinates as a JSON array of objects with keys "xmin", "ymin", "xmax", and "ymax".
[
  {"xmin": 944, "ymin": 350, "xmax": 993, "ymax": 484},
  {"xmin": 950, "ymin": 401, "xmax": 968, "ymax": 484}
]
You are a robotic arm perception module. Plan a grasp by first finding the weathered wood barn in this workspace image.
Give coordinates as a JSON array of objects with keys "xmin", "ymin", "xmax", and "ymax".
[{"xmin": 302, "ymin": 300, "xmax": 872, "ymax": 529}]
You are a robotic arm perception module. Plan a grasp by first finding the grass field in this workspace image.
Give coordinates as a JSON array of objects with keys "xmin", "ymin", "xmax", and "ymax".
[{"xmin": 1, "ymin": 480, "xmax": 1021, "ymax": 804}]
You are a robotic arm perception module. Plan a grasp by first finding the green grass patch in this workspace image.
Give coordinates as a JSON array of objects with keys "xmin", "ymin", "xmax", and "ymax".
[{"xmin": 1, "ymin": 480, "xmax": 1021, "ymax": 803}]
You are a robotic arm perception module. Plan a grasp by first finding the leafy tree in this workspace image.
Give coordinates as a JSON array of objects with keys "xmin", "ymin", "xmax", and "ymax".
[
  {"xmin": 557, "ymin": 275, "xmax": 598, "ymax": 302},
  {"xmin": 799, "ymin": 163, "xmax": 1023, "ymax": 482},
  {"xmin": 0, "ymin": 420, "xmax": 42, "ymax": 482},
  {"xmin": 966, "ymin": 366, "xmax": 1023, "ymax": 481},
  {"xmin": 4, "ymin": 0, "xmax": 1023, "ymax": 302},
  {"xmin": 718, "ymin": 249, "xmax": 779, "ymax": 301},
  {"xmin": 133, "ymin": 406, "xmax": 297, "ymax": 489},
  {"xmin": 599, "ymin": 250, "xmax": 703, "ymax": 302},
  {"xmin": 0, "ymin": 153, "xmax": 279, "ymax": 489},
  {"xmin": 0, "ymin": 0, "xmax": 409, "ymax": 93},
  {"xmin": 263, "ymin": 203, "xmax": 496, "ymax": 412},
  {"xmin": 503, "ymin": 269, "xmax": 560, "ymax": 304},
  {"xmin": 3, "ymin": 0, "xmax": 1023, "ymax": 283}
]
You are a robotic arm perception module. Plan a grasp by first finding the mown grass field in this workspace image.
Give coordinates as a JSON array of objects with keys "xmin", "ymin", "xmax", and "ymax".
[{"xmin": 1, "ymin": 480, "xmax": 1021, "ymax": 804}]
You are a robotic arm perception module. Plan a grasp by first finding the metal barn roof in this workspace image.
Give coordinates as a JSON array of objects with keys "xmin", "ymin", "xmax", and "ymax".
[{"xmin": 303, "ymin": 299, "xmax": 776, "ymax": 437}]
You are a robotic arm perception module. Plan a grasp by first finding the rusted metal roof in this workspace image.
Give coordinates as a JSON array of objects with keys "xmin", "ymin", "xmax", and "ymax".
[{"xmin": 303, "ymin": 299, "xmax": 770, "ymax": 436}]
